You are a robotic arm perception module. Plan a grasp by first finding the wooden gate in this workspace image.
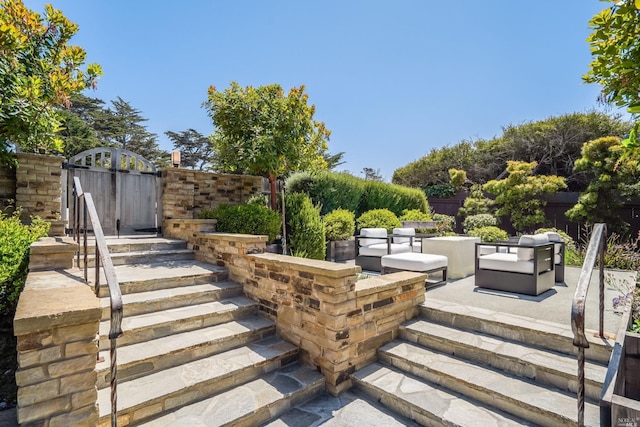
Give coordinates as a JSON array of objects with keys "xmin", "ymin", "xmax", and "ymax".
[{"xmin": 65, "ymin": 148, "xmax": 161, "ymax": 235}]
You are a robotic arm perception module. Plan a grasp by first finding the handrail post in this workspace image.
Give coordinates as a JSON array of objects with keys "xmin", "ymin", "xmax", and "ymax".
[
  {"xmin": 598, "ymin": 228, "xmax": 606, "ymax": 338},
  {"xmin": 83, "ymin": 200, "xmax": 88, "ymax": 283}
]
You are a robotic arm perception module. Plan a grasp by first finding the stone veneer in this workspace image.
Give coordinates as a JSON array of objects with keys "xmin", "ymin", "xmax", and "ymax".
[
  {"xmin": 0, "ymin": 161, "xmax": 16, "ymax": 213},
  {"xmin": 164, "ymin": 224, "xmax": 427, "ymax": 395},
  {"xmin": 15, "ymin": 153, "xmax": 63, "ymax": 222},
  {"xmin": 14, "ymin": 238, "xmax": 101, "ymax": 426},
  {"xmin": 161, "ymin": 168, "xmax": 263, "ymax": 220}
]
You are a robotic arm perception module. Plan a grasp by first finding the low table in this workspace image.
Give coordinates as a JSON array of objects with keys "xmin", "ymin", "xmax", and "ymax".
[
  {"xmin": 421, "ymin": 236, "xmax": 480, "ymax": 279},
  {"xmin": 381, "ymin": 252, "xmax": 448, "ymax": 287}
]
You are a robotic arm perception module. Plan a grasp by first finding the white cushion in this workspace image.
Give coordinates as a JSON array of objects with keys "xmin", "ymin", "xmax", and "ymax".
[
  {"xmin": 478, "ymin": 245, "xmax": 497, "ymax": 255},
  {"xmin": 392, "ymin": 227, "xmax": 415, "ymax": 244},
  {"xmin": 545, "ymin": 231, "xmax": 562, "ymax": 242},
  {"xmin": 359, "ymin": 228, "xmax": 388, "ymax": 247},
  {"xmin": 381, "ymin": 252, "xmax": 448, "ymax": 271},
  {"xmin": 411, "ymin": 241, "xmax": 422, "ymax": 252},
  {"xmin": 555, "ymin": 254, "xmax": 562, "ymax": 264},
  {"xmin": 359, "ymin": 243, "xmax": 412, "ymax": 257},
  {"xmin": 478, "ymin": 252, "xmax": 534, "ymax": 274},
  {"xmin": 517, "ymin": 234, "xmax": 549, "ymax": 261}
]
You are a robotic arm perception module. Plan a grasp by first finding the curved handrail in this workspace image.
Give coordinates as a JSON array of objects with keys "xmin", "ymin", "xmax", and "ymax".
[
  {"xmin": 72, "ymin": 176, "xmax": 123, "ymax": 427},
  {"xmin": 571, "ymin": 222, "xmax": 606, "ymax": 427}
]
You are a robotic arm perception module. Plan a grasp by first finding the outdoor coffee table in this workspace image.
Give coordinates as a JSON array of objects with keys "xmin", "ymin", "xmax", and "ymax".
[{"xmin": 421, "ymin": 236, "xmax": 480, "ymax": 279}]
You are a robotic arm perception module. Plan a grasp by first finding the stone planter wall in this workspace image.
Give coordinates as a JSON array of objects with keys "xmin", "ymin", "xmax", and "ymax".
[
  {"xmin": 161, "ymin": 169, "xmax": 263, "ymax": 220},
  {"xmin": 0, "ymin": 162, "xmax": 16, "ymax": 213}
]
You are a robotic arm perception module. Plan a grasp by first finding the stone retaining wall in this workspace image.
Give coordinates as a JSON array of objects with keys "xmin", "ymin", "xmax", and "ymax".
[
  {"xmin": 162, "ymin": 169, "xmax": 263, "ymax": 220},
  {"xmin": 165, "ymin": 225, "xmax": 427, "ymax": 395},
  {"xmin": 0, "ymin": 162, "xmax": 16, "ymax": 213},
  {"xmin": 15, "ymin": 153, "xmax": 64, "ymax": 222}
]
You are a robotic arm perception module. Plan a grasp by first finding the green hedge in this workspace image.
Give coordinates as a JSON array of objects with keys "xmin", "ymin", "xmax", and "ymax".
[
  {"xmin": 323, "ymin": 209, "xmax": 355, "ymax": 241},
  {"xmin": 286, "ymin": 171, "xmax": 428, "ymax": 217},
  {"xmin": 198, "ymin": 204, "xmax": 282, "ymax": 242},
  {"xmin": 285, "ymin": 193, "xmax": 326, "ymax": 260},
  {"xmin": 356, "ymin": 209, "xmax": 401, "ymax": 233},
  {"xmin": 1, "ymin": 211, "xmax": 50, "ymax": 315}
]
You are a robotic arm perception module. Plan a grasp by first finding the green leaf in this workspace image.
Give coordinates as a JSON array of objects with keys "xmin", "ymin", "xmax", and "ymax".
[
  {"xmin": 628, "ymin": 105, "xmax": 640, "ymax": 114},
  {"xmin": 635, "ymin": 0, "xmax": 640, "ymax": 10}
]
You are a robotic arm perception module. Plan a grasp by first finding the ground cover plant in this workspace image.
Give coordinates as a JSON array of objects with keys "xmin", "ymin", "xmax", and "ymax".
[{"xmin": 0, "ymin": 210, "xmax": 50, "ymax": 410}]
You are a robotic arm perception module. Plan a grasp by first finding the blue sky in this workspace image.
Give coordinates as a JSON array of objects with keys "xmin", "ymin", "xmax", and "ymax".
[{"xmin": 25, "ymin": 1, "xmax": 611, "ymax": 181}]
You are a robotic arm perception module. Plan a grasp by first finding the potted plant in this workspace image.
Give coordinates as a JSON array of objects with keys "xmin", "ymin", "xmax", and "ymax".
[{"xmin": 323, "ymin": 209, "xmax": 356, "ymax": 261}]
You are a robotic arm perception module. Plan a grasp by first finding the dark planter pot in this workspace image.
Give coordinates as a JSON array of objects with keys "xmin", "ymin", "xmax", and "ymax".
[
  {"xmin": 326, "ymin": 239, "xmax": 355, "ymax": 262},
  {"xmin": 601, "ymin": 306, "xmax": 640, "ymax": 426},
  {"xmin": 266, "ymin": 243, "xmax": 283, "ymax": 254}
]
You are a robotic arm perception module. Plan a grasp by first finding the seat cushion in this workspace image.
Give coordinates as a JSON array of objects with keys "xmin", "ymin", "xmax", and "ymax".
[
  {"xmin": 359, "ymin": 228, "xmax": 388, "ymax": 247},
  {"xmin": 517, "ymin": 234, "xmax": 550, "ymax": 260},
  {"xmin": 479, "ymin": 252, "xmax": 534, "ymax": 274},
  {"xmin": 359, "ymin": 243, "xmax": 412, "ymax": 257},
  {"xmin": 381, "ymin": 252, "xmax": 448, "ymax": 271}
]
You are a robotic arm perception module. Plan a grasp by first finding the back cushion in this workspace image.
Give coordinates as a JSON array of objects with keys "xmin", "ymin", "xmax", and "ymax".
[
  {"xmin": 392, "ymin": 227, "xmax": 415, "ymax": 244},
  {"xmin": 517, "ymin": 234, "xmax": 550, "ymax": 261},
  {"xmin": 359, "ymin": 228, "xmax": 388, "ymax": 246}
]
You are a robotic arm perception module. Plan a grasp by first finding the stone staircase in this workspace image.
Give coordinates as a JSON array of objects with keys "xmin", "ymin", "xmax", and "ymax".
[
  {"xmin": 352, "ymin": 298, "xmax": 610, "ymax": 426},
  {"xmin": 91, "ymin": 237, "xmax": 325, "ymax": 426}
]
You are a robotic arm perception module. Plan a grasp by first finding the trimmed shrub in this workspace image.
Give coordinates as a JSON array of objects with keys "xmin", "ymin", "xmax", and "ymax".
[
  {"xmin": 359, "ymin": 180, "xmax": 428, "ymax": 217},
  {"xmin": 432, "ymin": 213, "xmax": 456, "ymax": 234},
  {"xmin": 323, "ymin": 209, "xmax": 355, "ymax": 241},
  {"xmin": 463, "ymin": 213, "xmax": 498, "ymax": 234},
  {"xmin": 1, "ymin": 210, "xmax": 50, "ymax": 315},
  {"xmin": 468, "ymin": 226, "xmax": 508, "ymax": 242},
  {"xmin": 399, "ymin": 209, "xmax": 434, "ymax": 233},
  {"xmin": 356, "ymin": 209, "xmax": 401, "ymax": 233},
  {"xmin": 198, "ymin": 204, "xmax": 282, "ymax": 242},
  {"xmin": 285, "ymin": 193, "xmax": 326, "ymax": 260}
]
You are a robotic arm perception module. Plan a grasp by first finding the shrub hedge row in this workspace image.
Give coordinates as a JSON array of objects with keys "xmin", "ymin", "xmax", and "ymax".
[{"xmin": 286, "ymin": 171, "xmax": 429, "ymax": 217}]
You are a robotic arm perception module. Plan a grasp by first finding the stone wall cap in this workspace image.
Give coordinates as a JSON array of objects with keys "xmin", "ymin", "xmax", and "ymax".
[
  {"xmin": 30, "ymin": 237, "xmax": 78, "ymax": 254},
  {"xmin": 355, "ymin": 271, "xmax": 427, "ymax": 297},
  {"xmin": 14, "ymin": 279, "xmax": 100, "ymax": 336},
  {"xmin": 202, "ymin": 232, "xmax": 268, "ymax": 243},
  {"xmin": 252, "ymin": 253, "xmax": 361, "ymax": 278},
  {"xmin": 164, "ymin": 219, "xmax": 217, "ymax": 224}
]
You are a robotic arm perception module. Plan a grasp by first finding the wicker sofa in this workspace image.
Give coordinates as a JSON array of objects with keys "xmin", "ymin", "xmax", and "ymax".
[{"xmin": 474, "ymin": 234, "xmax": 556, "ymax": 296}]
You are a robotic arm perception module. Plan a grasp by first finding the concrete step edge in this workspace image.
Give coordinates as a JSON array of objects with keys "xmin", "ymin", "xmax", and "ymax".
[
  {"xmin": 98, "ymin": 296, "xmax": 259, "ymax": 350},
  {"xmin": 96, "ymin": 336, "xmax": 299, "ymax": 425},
  {"xmin": 96, "ymin": 316, "xmax": 276, "ymax": 386},
  {"xmin": 99, "ymin": 281, "xmax": 242, "ymax": 320},
  {"xmin": 420, "ymin": 298, "xmax": 613, "ymax": 363},
  {"xmin": 133, "ymin": 363, "xmax": 325, "ymax": 427},
  {"xmin": 352, "ymin": 362, "xmax": 531, "ymax": 427},
  {"xmin": 379, "ymin": 341, "xmax": 600, "ymax": 426},
  {"xmin": 401, "ymin": 319, "xmax": 607, "ymax": 400}
]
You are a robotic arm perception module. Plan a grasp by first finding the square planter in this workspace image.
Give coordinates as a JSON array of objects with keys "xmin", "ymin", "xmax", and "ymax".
[{"xmin": 326, "ymin": 239, "xmax": 355, "ymax": 262}]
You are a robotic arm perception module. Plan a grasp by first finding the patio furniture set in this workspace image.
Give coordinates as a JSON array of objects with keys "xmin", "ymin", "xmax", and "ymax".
[{"xmin": 355, "ymin": 227, "xmax": 564, "ymax": 295}]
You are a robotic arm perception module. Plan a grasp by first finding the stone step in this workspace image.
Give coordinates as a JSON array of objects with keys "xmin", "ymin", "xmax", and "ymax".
[
  {"xmin": 263, "ymin": 390, "xmax": 422, "ymax": 426},
  {"xmin": 420, "ymin": 298, "xmax": 614, "ymax": 363},
  {"xmin": 96, "ymin": 316, "xmax": 276, "ymax": 388},
  {"xmin": 401, "ymin": 318, "xmax": 608, "ymax": 401},
  {"xmin": 137, "ymin": 363, "xmax": 325, "ymax": 426},
  {"xmin": 378, "ymin": 341, "xmax": 601, "ymax": 426},
  {"xmin": 98, "ymin": 296, "xmax": 258, "ymax": 350},
  {"xmin": 99, "ymin": 281, "xmax": 242, "ymax": 320},
  {"xmin": 98, "ymin": 260, "xmax": 229, "ymax": 297},
  {"xmin": 80, "ymin": 248, "xmax": 195, "ymax": 268},
  {"xmin": 97, "ymin": 336, "xmax": 299, "ymax": 426},
  {"xmin": 81, "ymin": 236, "xmax": 188, "ymax": 254},
  {"xmin": 352, "ymin": 363, "xmax": 530, "ymax": 426}
]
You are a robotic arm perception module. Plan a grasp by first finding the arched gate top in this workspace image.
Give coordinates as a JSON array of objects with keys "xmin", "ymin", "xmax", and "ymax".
[{"xmin": 68, "ymin": 147, "xmax": 156, "ymax": 173}]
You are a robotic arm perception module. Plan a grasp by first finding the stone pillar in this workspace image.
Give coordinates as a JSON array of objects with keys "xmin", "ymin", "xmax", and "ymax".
[
  {"xmin": 14, "ymin": 268, "xmax": 101, "ymax": 426},
  {"xmin": 15, "ymin": 153, "xmax": 65, "ymax": 236}
]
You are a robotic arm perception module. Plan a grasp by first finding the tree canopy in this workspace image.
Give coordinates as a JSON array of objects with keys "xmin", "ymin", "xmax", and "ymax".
[
  {"xmin": 392, "ymin": 112, "xmax": 631, "ymax": 192},
  {"xmin": 165, "ymin": 128, "xmax": 213, "ymax": 171},
  {"xmin": 0, "ymin": 0, "xmax": 101, "ymax": 166},
  {"xmin": 204, "ymin": 82, "xmax": 331, "ymax": 209},
  {"xmin": 584, "ymin": 0, "xmax": 640, "ymax": 147}
]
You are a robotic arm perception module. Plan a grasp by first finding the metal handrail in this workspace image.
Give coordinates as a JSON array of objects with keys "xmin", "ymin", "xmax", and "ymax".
[
  {"xmin": 571, "ymin": 223, "xmax": 607, "ymax": 427},
  {"xmin": 72, "ymin": 176, "xmax": 123, "ymax": 427}
]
